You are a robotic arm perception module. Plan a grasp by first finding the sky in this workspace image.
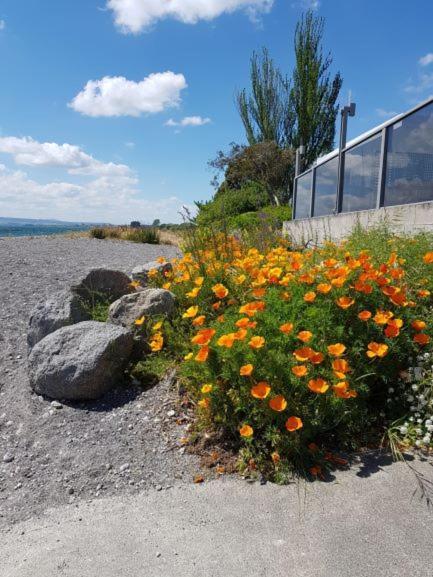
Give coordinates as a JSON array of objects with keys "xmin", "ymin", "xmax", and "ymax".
[{"xmin": 1, "ymin": 0, "xmax": 433, "ymax": 224}]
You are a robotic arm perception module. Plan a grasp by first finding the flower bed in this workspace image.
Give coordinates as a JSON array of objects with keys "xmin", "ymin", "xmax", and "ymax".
[{"xmin": 142, "ymin": 228, "xmax": 433, "ymax": 480}]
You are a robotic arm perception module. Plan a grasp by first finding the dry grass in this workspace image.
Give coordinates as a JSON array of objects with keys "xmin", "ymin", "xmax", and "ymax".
[{"xmin": 86, "ymin": 225, "xmax": 183, "ymax": 247}]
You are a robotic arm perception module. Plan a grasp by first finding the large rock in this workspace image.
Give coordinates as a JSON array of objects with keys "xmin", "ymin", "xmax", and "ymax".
[
  {"xmin": 108, "ymin": 288, "xmax": 176, "ymax": 327},
  {"xmin": 27, "ymin": 290, "xmax": 90, "ymax": 350},
  {"xmin": 73, "ymin": 269, "xmax": 132, "ymax": 301},
  {"xmin": 28, "ymin": 321, "xmax": 134, "ymax": 400},
  {"xmin": 131, "ymin": 261, "xmax": 172, "ymax": 284}
]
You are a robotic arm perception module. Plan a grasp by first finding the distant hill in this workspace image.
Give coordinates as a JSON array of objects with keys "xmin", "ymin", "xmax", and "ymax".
[{"xmin": 0, "ymin": 217, "xmax": 106, "ymax": 227}]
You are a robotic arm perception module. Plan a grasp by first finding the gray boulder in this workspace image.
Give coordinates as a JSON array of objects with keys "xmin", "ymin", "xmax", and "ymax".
[
  {"xmin": 108, "ymin": 288, "xmax": 176, "ymax": 327},
  {"xmin": 131, "ymin": 261, "xmax": 172, "ymax": 284},
  {"xmin": 73, "ymin": 268, "xmax": 132, "ymax": 301},
  {"xmin": 27, "ymin": 290, "xmax": 90, "ymax": 350},
  {"xmin": 28, "ymin": 321, "xmax": 134, "ymax": 400}
]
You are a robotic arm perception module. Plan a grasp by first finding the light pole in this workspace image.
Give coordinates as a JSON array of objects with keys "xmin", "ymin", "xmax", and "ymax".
[{"xmin": 336, "ymin": 101, "xmax": 356, "ymax": 213}]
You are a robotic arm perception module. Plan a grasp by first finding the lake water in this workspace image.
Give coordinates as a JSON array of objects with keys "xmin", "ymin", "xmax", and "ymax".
[{"xmin": 0, "ymin": 224, "xmax": 92, "ymax": 237}]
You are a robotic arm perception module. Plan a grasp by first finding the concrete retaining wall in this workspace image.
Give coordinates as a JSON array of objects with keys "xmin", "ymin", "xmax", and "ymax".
[{"xmin": 283, "ymin": 201, "xmax": 433, "ymax": 245}]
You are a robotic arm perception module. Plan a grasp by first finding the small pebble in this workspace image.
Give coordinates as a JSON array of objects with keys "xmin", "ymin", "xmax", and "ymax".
[
  {"xmin": 3, "ymin": 453, "xmax": 14, "ymax": 463},
  {"xmin": 50, "ymin": 401, "xmax": 63, "ymax": 409}
]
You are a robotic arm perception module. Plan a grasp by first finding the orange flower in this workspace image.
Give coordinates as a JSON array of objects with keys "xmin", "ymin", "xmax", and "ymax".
[
  {"xmin": 182, "ymin": 305, "xmax": 198, "ymax": 319},
  {"xmin": 239, "ymin": 424, "xmax": 253, "ymax": 438},
  {"xmin": 304, "ymin": 291, "xmax": 316, "ymax": 303},
  {"xmin": 240, "ymin": 364, "xmax": 254, "ymax": 376},
  {"xmin": 293, "ymin": 347, "xmax": 314, "ymax": 362},
  {"xmin": 310, "ymin": 351, "xmax": 325, "ymax": 364},
  {"xmin": 366, "ymin": 342, "xmax": 389, "ymax": 358},
  {"xmin": 186, "ymin": 287, "xmax": 201, "ymax": 298},
  {"xmin": 417, "ymin": 289, "xmax": 430, "ymax": 298},
  {"xmin": 212, "ymin": 283, "xmax": 228, "ymax": 299},
  {"xmin": 195, "ymin": 346, "xmax": 209, "ymax": 362},
  {"xmin": 239, "ymin": 301, "xmax": 266, "ymax": 317},
  {"xmin": 236, "ymin": 317, "xmax": 256, "ymax": 329},
  {"xmin": 271, "ymin": 452, "xmax": 280, "ymax": 464},
  {"xmin": 384, "ymin": 319, "xmax": 402, "ymax": 338},
  {"xmin": 252, "ymin": 288, "xmax": 266, "ymax": 298},
  {"xmin": 134, "ymin": 315, "xmax": 145, "ymax": 326},
  {"xmin": 280, "ymin": 322, "xmax": 294, "ymax": 334},
  {"xmin": 285, "ymin": 416, "xmax": 303, "ymax": 432},
  {"xmin": 333, "ymin": 381, "xmax": 357, "ymax": 399},
  {"xmin": 358, "ymin": 310, "xmax": 372, "ymax": 321},
  {"xmin": 192, "ymin": 315, "xmax": 206, "ymax": 326},
  {"xmin": 332, "ymin": 359, "xmax": 350, "ymax": 378},
  {"xmin": 251, "ymin": 382, "xmax": 271, "ymax": 399},
  {"xmin": 297, "ymin": 330, "xmax": 313, "ymax": 343},
  {"xmin": 201, "ymin": 384, "xmax": 213, "ymax": 394},
  {"xmin": 217, "ymin": 333, "xmax": 236, "ymax": 348},
  {"xmin": 198, "ymin": 398, "xmax": 210, "ymax": 409},
  {"xmin": 212, "ymin": 301, "xmax": 221, "ymax": 310},
  {"xmin": 336, "ymin": 296, "xmax": 355, "ymax": 309},
  {"xmin": 292, "ymin": 365, "xmax": 308, "ymax": 377},
  {"xmin": 149, "ymin": 333, "xmax": 164, "ymax": 352},
  {"xmin": 217, "ymin": 315, "xmax": 225, "ymax": 323},
  {"xmin": 191, "ymin": 328, "xmax": 216, "ymax": 346},
  {"xmin": 317, "ymin": 283, "xmax": 332, "ymax": 294},
  {"xmin": 413, "ymin": 333, "xmax": 430, "ymax": 345},
  {"xmin": 373, "ymin": 310, "xmax": 394, "ymax": 325},
  {"xmin": 423, "ymin": 252, "xmax": 433, "ymax": 264},
  {"xmin": 249, "ymin": 336, "xmax": 265, "ymax": 349},
  {"xmin": 411, "ymin": 320, "xmax": 426, "ymax": 331},
  {"xmin": 308, "ymin": 378, "xmax": 329, "ymax": 394},
  {"xmin": 269, "ymin": 395, "xmax": 287, "ymax": 411},
  {"xmin": 234, "ymin": 328, "xmax": 248, "ymax": 341},
  {"xmin": 327, "ymin": 343, "xmax": 346, "ymax": 357}
]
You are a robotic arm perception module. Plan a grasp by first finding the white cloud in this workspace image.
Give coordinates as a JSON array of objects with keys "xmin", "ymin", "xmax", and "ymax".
[
  {"xmin": 0, "ymin": 136, "xmax": 131, "ymax": 177},
  {"xmin": 107, "ymin": 0, "xmax": 273, "ymax": 34},
  {"xmin": 0, "ymin": 163, "xmax": 192, "ymax": 224},
  {"xmin": 0, "ymin": 19, "xmax": 5, "ymax": 30},
  {"xmin": 405, "ymin": 72, "xmax": 433, "ymax": 95},
  {"xmin": 165, "ymin": 115, "xmax": 211, "ymax": 127},
  {"xmin": 376, "ymin": 108, "xmax": 398, "ymax": 119},
  {"xmin": 69, "ymin": 72, "xmax": 187, "ymax": 117},
  {"xmin": 124, "ymin": 141, "xmax": 135, "ymax": 148},
  {"xmin": 419, "ymin": 53, "xmax": 433, "ymax": 67}
]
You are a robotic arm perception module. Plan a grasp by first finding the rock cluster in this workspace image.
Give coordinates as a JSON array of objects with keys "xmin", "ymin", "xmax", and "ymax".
[{"xmin": 26, "ymin": 264, "xmax": 175, "ymax": 401}]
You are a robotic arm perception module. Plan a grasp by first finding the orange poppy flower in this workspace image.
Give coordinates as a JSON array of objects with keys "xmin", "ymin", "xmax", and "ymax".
[
  {"xmin": 358, "ymin": 310, "xmax": 372, "ymax": 321},
  {"xmin": 417, "ymin": 289, "xmax": 430, "ymax": 298},
  {"xmin": 134, "ymin": 315, "xmax": 145, "ymax": 326},
  {"xmin": 332, "ymin": 359, "xmax": 350, "ymax": 378},
  {"xmin": 304, "ymin": 291, "xmax": 317, "ymax": 303},
  {"xmin": 317, "ymin": 283, "xmax": 332, "ymax": 294},
  {"xmin": 336, "ymin": 296, "xmax": 355, "ymax": 309},
  {"xmin": 310, "ymin": 351, "xmax": 325, "ymax": 364},
  {"xmin": 201, "ymin": 384, "xmax": 213, "ymax": 394},
  {"xmin": 191, "ymin": 328, "xmax": 216, "ymax": 346},
  {"xmin": 195, "ymin": 346, "xmax": 209, "ymax": 362},
  {"xmin": 182, "ymin": 305, "xmax": 199, "ymax": 319},
  {"xmin": 240, "ymin": 364, "xmax": 254, "ymax": 376},
  {"xmin": 293, "ymin": 347, "xmax": 314, "ymax": 362},
  {"xmin": 192, "ymin": 315, "xmax": 206, "ymax": 326},
  {"xmin": 212, "ymin": 301, "xmax": 221, "ymax": 310},
  {"xmin": 280, "ymin": 322, "xmax": 294, "ymax": 334},
  {"xmin": 198, "ymin": 398, "xmax": 210, "ymax": 409},
  {"xmin": 411, "ymin": 320, "xmax": 426, "ymax": 331},
  {"xmin": 297, "ymin": 330, "xmax": 313, "ymax": 343},
  {"xmin": 186, "ymin": 287, "xmax": 201, "ymax": 298},
  {"xmin": 239, "ymin": 425, "xmax": 253, "ymax": 437},
  {"xmin": 212, "ymin": 283, "xmax": 228, "ymax": 299},
  {"xmin": 292, "ymin": 365, "xmax": 308, "ymax": 377},
  {"xmin": 327, "ymin": 343, "xmax": 346, "ymax": 357},
  {"xmin": 234, "ymin": 328, "xmax": 248, "ymax": 341},
  {"xmin": 217, "ymin": 333, "xmax": 236, "ymax": 348},
  {"xmin": 149, "ymin": 333, "xmax": 164, "ymax": 352},
  {"xmin": 423, "ymin": 252, "xmax": 433, "ymax": 264},
  {"xmin": 249, "ymin": 336, "xmax": 265, "ymax": 349},
  {"xmin": 384, "ymin": 324, "xmax": 399, "ymax": 338},
  {"xmin": 252, "ymin": 288, "xmax": 266, "ymax": 298},
  {"xmin": 373, "ymin": 310, "xmax": 394, "ymax": 325},
  {"xmin": 236, "ymin": 317, "xmax": 253, "ymax": 328},
  {"xmin": 333, "ymin": 381, "xmax": 357, "ymax": 399},
  {"xmin": 285, "ymin": 416, "xmax": 303, "ymax": 432},
  {"xmin": 366, "ymin": 342, "xmax": 389, "ymax": 358},
  {"xmin": 271, "ymin": 452, "xmax": 280, "ymax": 464},
  {"xmin": 308, "ymin": 378, "xmax": 329, "ymax": 394},
  {"xmin": 413, "ymin": 333, "xmax": 430, "ymax": 345},
  {"xmin": 251, "ymin": 382, "xmax": 271, "ymax": 399},
  {"xmin": 269, "ymin": 395, "xmax": 287, "ymax": 411}
]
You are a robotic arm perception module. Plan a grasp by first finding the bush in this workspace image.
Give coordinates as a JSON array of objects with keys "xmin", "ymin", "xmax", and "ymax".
[
  {"xmin": 148, "ymin": 227, "xmax": 433, "ymax": 479},
  {"xmin": 124, "ymin": 227, "xmax": 160, "ymax": 244},
  {"xmin": 228, "ymin": 205, "xmax": 292, "ymax": 231},
  {"xmin": 90, "ymin": 227, "xmax": 106, "ymax": 239}
]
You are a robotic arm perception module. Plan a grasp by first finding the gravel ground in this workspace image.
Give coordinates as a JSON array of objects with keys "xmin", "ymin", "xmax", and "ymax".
[{"xmin": 0, "ymin": 236, "xmax": 199, "ymax": 528}]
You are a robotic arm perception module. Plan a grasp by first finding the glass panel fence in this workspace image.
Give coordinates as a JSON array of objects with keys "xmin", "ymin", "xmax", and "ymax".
[
  {"xmin": 384, "ymin": 101, "xmax": 433, "ymax": 206},
  {"xmin": 294, "ymin": 170, "xmax": 312, "ymax": 219},
  {"xmin": 342, "ymin": 132, "xmax": 382, "ymax": 212},
  {"xmin": 312, "ymin": 155, "xmax": 338, "ymax": 216}
]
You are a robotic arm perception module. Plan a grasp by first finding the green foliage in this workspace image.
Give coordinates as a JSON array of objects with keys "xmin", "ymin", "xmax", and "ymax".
[
  {"xmin": 90, "ymin": 227, "xmax": 107, "ymax": 239},
  {"xmin": 131, "ymin": 354, "xmax": 174, "ymax": 388},
  {"xmin": 80, "ymin": 291, "xmax": 111, "ymax": 322},
  {"xmin": 124, "ymin": 227, "xmax": 160, "ymax": 244}
]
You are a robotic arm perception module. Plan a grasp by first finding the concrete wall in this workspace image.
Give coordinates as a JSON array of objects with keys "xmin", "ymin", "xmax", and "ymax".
[{"xmin": 283, "ymin": 201, "xmax": 433, "ymax": 245}]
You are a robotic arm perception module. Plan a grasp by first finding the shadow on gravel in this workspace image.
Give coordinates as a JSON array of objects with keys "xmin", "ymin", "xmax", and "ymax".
[
  {"xmin": 59, "ymin": 383, "xmax": 151, "ymax": 413},
  {"xmin": 355, "ymin": 451, "xmax": 414, "ymax": 478}
]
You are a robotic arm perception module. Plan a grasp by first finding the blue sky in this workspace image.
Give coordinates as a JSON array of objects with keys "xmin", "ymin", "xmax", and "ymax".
[{"xmin": 0, "ymin": 0, "xmax": 433, "ymax": 223}]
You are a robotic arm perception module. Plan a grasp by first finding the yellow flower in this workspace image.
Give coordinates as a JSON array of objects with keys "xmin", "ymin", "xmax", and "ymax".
[
  {"xmin": 201, "ymin": 384, "xmax": 213, "ymax": 394},
  {"xmin": 212, "ymin": 283, "xmax": 229, "ymax": 299},
  {"xmin": 152, "ymin": 321, "xmax": 163, "ymax": 331},
  {"xmin": 134, "ymin": 316, "xmax": 145, "ymax": 326},
  {"xmin": 249, "ymin": 336, "xmax": 265, "ymax": 349},
  {"xmin": 149, "ymin": 333, "xmax": 164, "ymax": 352},
  {"xmin": 184, "ymin": 352, "xmax": 193, "ymax": 361},
  {"xmin": 182, "ymin": 305, "xmax": 199, "ymax": 319},
  {"xmin": 186, "ymin": 287, "xmax": 201, "ymax": 298}
]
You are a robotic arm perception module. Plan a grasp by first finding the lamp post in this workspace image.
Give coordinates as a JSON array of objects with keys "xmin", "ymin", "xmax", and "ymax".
[{"xmin": 336, "ymin": 101, "xmax": 356, "ymax": 213}]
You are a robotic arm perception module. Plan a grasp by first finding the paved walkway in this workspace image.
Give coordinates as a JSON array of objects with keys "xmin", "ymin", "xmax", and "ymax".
[{"xmin": 2, "ymin": 455, "xmax": 432, "ymax": 577}]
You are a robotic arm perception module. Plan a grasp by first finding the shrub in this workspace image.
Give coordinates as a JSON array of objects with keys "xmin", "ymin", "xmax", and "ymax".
[
  {"xmin": 90, "ymin": 227, "xmax": 106, "ymax": 239},
  {"xmin": 148, "ymin": 228, "xmax": 433, "ymax": 479},
  {"xmin": 124, "ymin": 227, "xmax": 160, "ymax": 244}
]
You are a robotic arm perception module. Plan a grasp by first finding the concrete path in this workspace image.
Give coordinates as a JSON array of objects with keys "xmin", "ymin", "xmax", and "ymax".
[{"xmin": 2, "ymin": 455, "xmax": 433, "ymax": 577}]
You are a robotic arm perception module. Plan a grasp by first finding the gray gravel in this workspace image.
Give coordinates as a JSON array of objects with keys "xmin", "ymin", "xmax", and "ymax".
[{"xmin": 0, "ymin": 236, "xmax": 198, "ymax": 528}]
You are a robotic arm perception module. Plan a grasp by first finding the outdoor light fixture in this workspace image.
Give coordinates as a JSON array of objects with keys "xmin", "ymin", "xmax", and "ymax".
[{"xmin": 336, "ymin": 100, "xmax": 356, "ymax": 213}]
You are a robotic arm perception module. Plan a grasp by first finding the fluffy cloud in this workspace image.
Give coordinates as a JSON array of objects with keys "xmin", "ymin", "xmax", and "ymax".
[
  {"xmin": 107, "ymin": 0, "xmax": 274, "ymax": 34},
  {"xmin": 69, "ymin": 72, "xmax": 187, "ymax": 117},
  {"xmin": 165, "ymin": 116, "xmax": 211, "ymax": 127},
  {"xmin": 0, "ymin": 136, "xmax": 131, "ymax": 177},
  {"xmin": 0, "ymin": 163, "xmax": 191, "ymax": 224},
  {"xmin": 419, "ymin": 53, "xmax": 433, "ymax": 67},
  {"xmin": 376, "ymin": 108, "xmax": 398, "ymax": 119}
]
